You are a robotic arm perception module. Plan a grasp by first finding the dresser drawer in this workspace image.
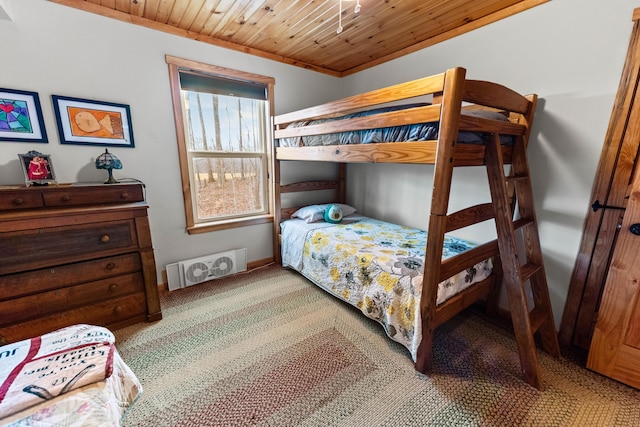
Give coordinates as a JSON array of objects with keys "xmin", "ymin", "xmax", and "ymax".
[
  {"xmin": 0, "ymin": 253, "xmax": 142, "ymax": 300},
  {"xmin": 43, "ymin": 185, "xmax": 144, "ymax": 207},
  {"xmin": 0, "ymin": 292, "xmax": 148, "ymax": 344},
  {"xmin": 0, "ymin": 272, "xmax": 144, "ymax": 325},
  {"xmin": 0, "ymin": 219, "xmax": 138, "ymax": 274},
  {"xmin": 0, "ymin": 190, "xmax": 44, "ymax": 211}
]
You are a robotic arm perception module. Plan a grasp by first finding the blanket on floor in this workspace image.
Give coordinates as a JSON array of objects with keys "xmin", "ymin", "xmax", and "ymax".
[{"xmin": 0, "ymin": 324, "xmax": 115, "ymax": 419}]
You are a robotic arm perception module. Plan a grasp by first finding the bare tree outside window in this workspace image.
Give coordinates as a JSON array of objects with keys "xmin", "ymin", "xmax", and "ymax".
[
  {"xmin": 184, "ymin": 93, "xmax": 266, "ymax": 220},
  {"xmin": 166, "ymin": 56, "xmax": 274, "ymax": 232}
]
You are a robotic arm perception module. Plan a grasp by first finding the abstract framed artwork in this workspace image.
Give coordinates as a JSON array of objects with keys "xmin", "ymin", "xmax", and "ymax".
[
  {"xmin": 0, "ymin": 88, "xmax": 48, "ymax": 143},
  {"xmin": 52, "ymin": 95, "xmax": 135, "ymax": 147}
]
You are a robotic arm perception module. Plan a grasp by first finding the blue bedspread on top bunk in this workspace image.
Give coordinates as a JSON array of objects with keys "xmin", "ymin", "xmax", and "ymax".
[{"xmin": 278, "ymin": 104, "xmax": 512, "ymax": 147}]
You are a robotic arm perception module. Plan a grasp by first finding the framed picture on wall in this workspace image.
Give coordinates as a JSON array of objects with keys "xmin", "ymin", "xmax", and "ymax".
[
  {"xmin": 18, "ymin": 150, "xmax": 57, "ymax": 186},
  {"xmin": 0, "ymin": 88, "xmax": 48, "ymax": 143},
  {"xmin": 52, "ymin": 95, "xmax": 135, "ymax": 147}
]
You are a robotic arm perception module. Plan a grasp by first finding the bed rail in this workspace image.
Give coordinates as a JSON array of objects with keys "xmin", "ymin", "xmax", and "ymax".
[
  {"xmin": 274, "ymin": 72, "xmax": 446, "ymax": 126},
  {"xmin": 433, "ymin": 275, "xmax": 496, "ymax": 329},
  {"xmin": 276, "ymin": 140, "xmax": 515, "ymax": 165},
  {"xmin": 439, "ymin": 240, "xmax": 499, "ymax": 282},
  {"xmin": 463, "ymin": 80, "xmax": 531, "ymax": 114},
  {"xmin": 279, "ymin": 179, "xmax": 343, "ymax": 221},
  {"xmin": 275, "ymin": 104, "xmax": 441, "ymax": 139},
  {"xmin": 280, "ymin": 180, "xmax": 341, "ymax": 194}
]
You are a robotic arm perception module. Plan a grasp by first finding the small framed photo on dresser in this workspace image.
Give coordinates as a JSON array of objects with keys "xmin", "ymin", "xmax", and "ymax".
[{"xmin": 18, "ymin": 150, "xmax": 56, "ymax": 186}]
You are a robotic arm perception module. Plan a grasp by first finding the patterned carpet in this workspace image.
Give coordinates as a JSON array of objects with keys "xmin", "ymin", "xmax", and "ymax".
[{"xmin": 114, "ymin": 265, "xmax": 640, "ymax": 426}]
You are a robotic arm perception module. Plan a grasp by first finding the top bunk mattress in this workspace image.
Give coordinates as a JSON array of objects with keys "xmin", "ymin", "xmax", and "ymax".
[{"xmin": 277, "ymin": 104, "xmax": 513, "ymax": 147}]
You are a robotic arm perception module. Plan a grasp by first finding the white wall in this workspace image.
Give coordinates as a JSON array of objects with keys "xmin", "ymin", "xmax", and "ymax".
[
  {"xmin": 0, "ymin": 0, "xmax": 341, "ymax": 277},
  {"xmin": 342, "ymin": 0, "xmax": 638, "ymax": 325},
  {"xmin": 1, "ymin": 0, "xmax": 633, "ymax": 328}
]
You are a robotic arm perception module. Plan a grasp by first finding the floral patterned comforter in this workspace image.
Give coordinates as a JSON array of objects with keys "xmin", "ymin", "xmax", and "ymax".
[{"xmin": 281, "ymin": 215, "xmax": 493, "ymax": 360}]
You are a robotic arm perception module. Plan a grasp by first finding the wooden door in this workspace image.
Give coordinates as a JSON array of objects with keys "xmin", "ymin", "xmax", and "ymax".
[
  {"xmin": 560, "ymin": 8, "xmax": 640, "ymax": 350},
  {"xmin": 587, "ymin": 165, "xmax": 640, "ymax": 389}
]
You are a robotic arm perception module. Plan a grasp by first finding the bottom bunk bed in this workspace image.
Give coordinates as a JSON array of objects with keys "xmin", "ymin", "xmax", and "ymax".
[{"xmin": 281, "ymin": 210, "xmax": 497, "ymax": 361}]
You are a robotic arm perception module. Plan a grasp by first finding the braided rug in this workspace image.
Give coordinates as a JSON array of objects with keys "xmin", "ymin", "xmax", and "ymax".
[{"xmin": 115, "ymin": 265, "xmax": 640, "ymax": 426}]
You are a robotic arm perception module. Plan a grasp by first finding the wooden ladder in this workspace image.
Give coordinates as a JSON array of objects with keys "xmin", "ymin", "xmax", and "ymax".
[{"xmin": 484, "ymin": 126, "xmax": 561, "ymax": 390}]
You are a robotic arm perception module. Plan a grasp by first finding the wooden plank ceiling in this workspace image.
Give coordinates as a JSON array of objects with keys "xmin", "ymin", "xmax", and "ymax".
[{"xmin": 50, "ymin": 0, "xmax": 548, "ymax": 77}]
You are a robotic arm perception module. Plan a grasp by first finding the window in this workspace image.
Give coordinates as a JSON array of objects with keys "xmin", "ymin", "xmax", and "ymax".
[{"xmin": 166, "ymin": 56, "xmax": 275, "ymax": 233}]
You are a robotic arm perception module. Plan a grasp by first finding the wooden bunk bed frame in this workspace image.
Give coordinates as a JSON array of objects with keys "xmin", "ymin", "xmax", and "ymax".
[{"xmin": 272, "ymin": 67, "xmax": 560, "ymax": 389}]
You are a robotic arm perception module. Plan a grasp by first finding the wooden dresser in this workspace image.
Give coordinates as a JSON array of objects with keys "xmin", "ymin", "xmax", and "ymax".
[{"xmin": 0, "ymin": 182, "xmax": 162, "ymax": 345}]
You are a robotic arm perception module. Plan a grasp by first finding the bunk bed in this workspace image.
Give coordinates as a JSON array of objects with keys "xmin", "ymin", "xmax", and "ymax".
[{"xmin": 272, "ymin": 67, "xmax": 560, "ymax": 389}]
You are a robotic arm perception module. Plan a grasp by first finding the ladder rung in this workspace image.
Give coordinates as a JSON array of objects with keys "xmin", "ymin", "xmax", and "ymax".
[
  {"xmin": 528, "ymin": 306, "xmax": 548, "ymax": 334},
  {"xmin": 506, "ymin": 174, "xmax": 529, "ymax": 183},
  {"xmin": 513, "ymin": 218, "xmax": 533, "ymax": 231},
  {"xmin": 520, "ymin": 262, "xmax": 542, "ymax": 282}
]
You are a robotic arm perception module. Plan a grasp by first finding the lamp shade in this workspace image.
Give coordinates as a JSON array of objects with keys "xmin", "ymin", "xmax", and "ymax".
[{"xmin": 95, "ymin": 149, "xmax": 122, "ymax": 184}]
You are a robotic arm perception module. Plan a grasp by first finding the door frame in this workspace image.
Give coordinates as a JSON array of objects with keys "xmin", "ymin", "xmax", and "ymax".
[{"xmin": 559, "ymin": 8, "xmax": 640, "ymax": 350}]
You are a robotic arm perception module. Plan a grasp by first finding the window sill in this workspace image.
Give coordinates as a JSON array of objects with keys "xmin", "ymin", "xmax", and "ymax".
[{"xmin": 186, "ymin": 214, "xmax": 273, "ymax": 234}]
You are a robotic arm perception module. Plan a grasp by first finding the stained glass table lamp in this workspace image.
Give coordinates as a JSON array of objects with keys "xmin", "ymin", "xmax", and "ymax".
[{"xmin": 95, "ymin": 149, "xmax": 122, "ymax": 184}]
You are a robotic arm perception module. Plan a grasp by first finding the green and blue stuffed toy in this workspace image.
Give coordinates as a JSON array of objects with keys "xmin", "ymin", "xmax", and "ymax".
[{"xmin": 324, "ymin": 204, "xmax": 344, "ymax": 224}]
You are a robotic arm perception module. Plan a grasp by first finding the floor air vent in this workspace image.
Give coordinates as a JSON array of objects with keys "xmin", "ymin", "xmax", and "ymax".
[{"xmin": 166, "ymin": 248, "xmax": 247, "ymax": 291}]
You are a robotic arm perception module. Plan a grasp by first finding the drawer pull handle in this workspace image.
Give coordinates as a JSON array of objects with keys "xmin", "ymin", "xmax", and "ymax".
[
  {"xmin": 105, "ymin": 262, "xmax": 116, "ymax": 270},
  {"xmin": 13, "ymin": 198, "xmax": 24, "ymax": 205},
  {"xmin": 61, "ymin": 195, "xmax": 71, "ymax": 202},
  {"xmin": 121, "ymin": 192, "xmax": 129, "ymax": 199},
  {"xmin": 109, "ymin": 284, "xmax": 118, "ymax": 292},
  {"xmin": 100, "ymin": 234, "xmax": 110, "ymax": 243},
  {"xmin": 114, "ymin": 305, "xmax": 122, "ymax": 314}
]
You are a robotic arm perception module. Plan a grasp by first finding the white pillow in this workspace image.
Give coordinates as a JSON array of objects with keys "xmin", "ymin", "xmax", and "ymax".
[{"xmin": 291, "ymin": 203, "xmax": 357, "ymax": 223}]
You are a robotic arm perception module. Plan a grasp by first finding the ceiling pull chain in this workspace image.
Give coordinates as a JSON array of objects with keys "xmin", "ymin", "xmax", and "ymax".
[{"xmin": 337, "ymin": 0, "xmax": 362, "ymax": 35}]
